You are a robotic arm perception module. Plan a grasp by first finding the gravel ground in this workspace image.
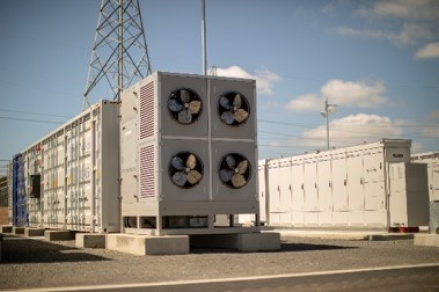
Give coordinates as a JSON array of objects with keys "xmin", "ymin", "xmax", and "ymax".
[{"xmin": 1, "ymin": 234, "xmax": 439, "ymax": 291}]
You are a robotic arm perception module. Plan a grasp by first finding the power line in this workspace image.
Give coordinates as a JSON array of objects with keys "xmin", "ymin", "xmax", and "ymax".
[
  {"xmin": 0, "ymin": 108, "xmax": 72, "ymax": 119},
  {"xmin": 0, "ymin": 116, "xmax": 64, "ymax": 125}
]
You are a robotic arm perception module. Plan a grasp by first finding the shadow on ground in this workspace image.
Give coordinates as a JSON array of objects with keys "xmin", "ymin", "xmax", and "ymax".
[
  {"xmin": 1, "ymin": 235, "xmax": 110, "ymax": 264},
  {"xmin": 190, "ymin": 241, "xmax": 356, "ymax": 254}
]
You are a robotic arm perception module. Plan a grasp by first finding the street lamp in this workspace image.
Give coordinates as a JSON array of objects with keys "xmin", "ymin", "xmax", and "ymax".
[{"xmin": 320, "ymin": 97, "xmax": 337, "ymax": 150}]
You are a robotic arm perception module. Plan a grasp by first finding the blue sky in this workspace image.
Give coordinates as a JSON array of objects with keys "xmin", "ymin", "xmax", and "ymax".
[{"xmin": 1, "ymin": 0, "xmax": 438, "ymax": 175}]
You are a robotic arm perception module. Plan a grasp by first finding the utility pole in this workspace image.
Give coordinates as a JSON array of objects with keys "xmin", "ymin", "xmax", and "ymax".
[
  {"xmin": 83, "ymin": 0, "xmax": 152, "ymax": 110},
  {"xmin": 320, "ymin": 97, "xmax": 337, "ymax": 150},
  {"xmin": 201, "ymin": 0, "xmax": 207, "ymax": 75}
]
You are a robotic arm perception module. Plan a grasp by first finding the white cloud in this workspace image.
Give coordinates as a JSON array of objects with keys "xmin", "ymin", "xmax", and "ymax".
[
  {"xmin": 334, "ymin": 0, "xmax": 439, "ymax": 55},
  {"xmin": 421, "ymin": 110, "xmax": 439, "ymax": 138},
  {"xmin": 285, "ymin": 80, "xmax": 387, "ymax": 112},
  {"xmin": 285, "ymin": 94, "xmax": 321, "ymax": 111},
  {"xmin": 289, "ymin": 113, "xmax": 410, "ymax": 151},
  {"xmin": 416, "ymin": 42, "xmax": 439, "ymax": 58},
  {"xmin": 215, "ymin": 66, "xmax": 281, "ymax": 96}
]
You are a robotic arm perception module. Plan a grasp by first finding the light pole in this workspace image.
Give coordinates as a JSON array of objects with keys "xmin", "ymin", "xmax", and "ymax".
[{"xmin": 320, "ymin": 97, "xmax": 337, "ymax": 150}]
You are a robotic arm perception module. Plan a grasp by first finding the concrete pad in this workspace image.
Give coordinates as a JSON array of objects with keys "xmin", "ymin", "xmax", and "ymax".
[
  {"xmin": 1, "ymin": 225, "xmax": 13, "ymax": 233},
  {"xmin": 76, "ymin": 234, "xmax": 106, "ymax": 248},
  {"xmin": 106, "ymin": 234, "xmax": 189, "ymax": 256},
  {"xmin": 25, "ymin": 228, "xmax": 45, "ymax": 237},
  {"xmin": 269, "ymin": 229, "xmax": 415, "ymax": 241},
  {"xmin": 191, "ymin": 232, "xmax": 281, "ymax": 252},
  {"xmin": 13, "ymin": 227, "xmax": 25, "ymax": 235},
  {"xmin": 414, "ymin": 234, "xmax": 439, "ymax": 247},
  {"xmin": 45, "ymin": 230, "xmax": 75, "ymax": 241}
]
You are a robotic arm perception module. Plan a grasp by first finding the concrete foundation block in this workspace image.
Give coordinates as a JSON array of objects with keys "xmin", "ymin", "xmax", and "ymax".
[
  {"xmin": 106, "ymin": 234, "xmax": 189, "ymax": 256},
  {"xmin": 1, "ymin": 225, "xmax": 13, "ymax": 233},
  {"xmin": 25, "ymin": 228, "xmax": 45, "ymax": 237},
  {"xmin": 414, "ymin": 234, "xmax": 439, "ymax": 247},
  {"xmin": 13, "ymin": 227, "xmax": 25, "ymax": 235},
  {"xmin": 45, "ymin": 230, "xmax": 75, "ymax": 241},
  {"xmin": 76, "ymin": 234, "xmax": 106, "ymax": 248},
  {"xmin": 191, "ymin": 232, "xmax": 281, "ymax": 252}
]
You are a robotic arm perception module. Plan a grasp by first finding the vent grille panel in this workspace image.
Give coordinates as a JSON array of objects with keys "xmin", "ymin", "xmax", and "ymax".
[
  {"xmin": 140, "ymin": 82, "xmax": 154, "ymax": 139},
  {"xmin": 140, "ymin": 145, "xmax": 155, "ymax": 198}
]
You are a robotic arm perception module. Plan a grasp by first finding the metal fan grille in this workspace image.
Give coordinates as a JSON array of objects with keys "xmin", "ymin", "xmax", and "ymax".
[
  {"xmin": 219, "ymin": 153, "xmax": 251, "ymax": 189},
  {"xmin": 218, "ymin": 92, "xmax": 250, "ymax": 126},
  {"xmin": 167, "ymin": 88, "xmax": 202, "ymax": 125},
  {"xmin": 169, "ymin": 151, "xmax": 204, "ymax": 189}
]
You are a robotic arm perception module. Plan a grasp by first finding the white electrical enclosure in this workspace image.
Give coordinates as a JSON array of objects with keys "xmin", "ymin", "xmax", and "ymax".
[
  {"xmin": 265, "ymin": 139, "xmax": 413, "ymax": 227},
  {"xmin": 24, "ymin": 101, "xmax": 120, "ymax": 233},
  {"xmin": 389, "ymin": 163, "xmax": 429, "ymax": 227},
  {"xmin": 411, "ymin": 152, "xmax": 439, "ymax": 202},
  {"xmin": 120, "ymin": 72, "xmax": 259, "ymax": 235}
]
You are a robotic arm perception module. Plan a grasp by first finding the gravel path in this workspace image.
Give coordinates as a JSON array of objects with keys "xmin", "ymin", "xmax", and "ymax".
[{"xmin": 1, "ymin": 234, "xmax": 439, "ymax": 291}]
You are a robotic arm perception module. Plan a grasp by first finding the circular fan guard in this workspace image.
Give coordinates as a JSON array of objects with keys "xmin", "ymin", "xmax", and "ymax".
[
  {"xmin": 218, "ymin": 92, "xmax": 250, "ymax": 126},
  {"xmin": 167, "ymin": 88, "xmax": 202, "ymax": 124},
  {"xmin": 169, "ymin": 151, "xmax": 204, "ymax": 189},
  {"xmin": 219, "ymin": 153, "xmax": 251, "ymax": 189}
]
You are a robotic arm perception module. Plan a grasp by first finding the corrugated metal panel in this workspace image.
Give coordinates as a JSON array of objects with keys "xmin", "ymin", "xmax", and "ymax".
[
  {"xmin": 140, "ymin": 81, "xmax": 154, "ymax": 139},
  {"xmin": 140, "ymin": 145, "xmax": 155, "ymax": 198}
]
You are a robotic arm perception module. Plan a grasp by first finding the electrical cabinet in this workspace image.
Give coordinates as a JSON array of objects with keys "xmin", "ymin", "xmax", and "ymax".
[
  {"xmin": 120, "ymin": 72, "xmax": 259, "ymax": 235},
  {"xmin": 389, "ymin": 162, "xmax": 429, "ymax": 227}
]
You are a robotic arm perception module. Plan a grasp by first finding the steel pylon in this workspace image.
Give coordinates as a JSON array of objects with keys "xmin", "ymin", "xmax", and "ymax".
[{"xmin": 83, "ymin": 0, "xmax": 152, "ymax": 110}]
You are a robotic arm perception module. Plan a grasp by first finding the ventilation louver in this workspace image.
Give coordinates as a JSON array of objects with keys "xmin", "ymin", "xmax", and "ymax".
[
  {"xmin": 167, "ymin": 88, "xmax": 202, "ymax": 124},
  {"xmin": 169, "ymin": 152, "xmax": 204, "ymax": 188},
  {"xmin": 219, "ymin": 92, "xmax": 250, "ymax": 126},
  {"xmin": 219, "ymin": 153, "xmax": 251, "ymax": 189}
]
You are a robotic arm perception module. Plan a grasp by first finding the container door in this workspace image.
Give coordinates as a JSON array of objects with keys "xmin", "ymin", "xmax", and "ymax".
[
  {"xmin": 318, "ymin": 156, "xmax": 332, "ymax": 211},
  {"xmin": 347, "ymin": 151, "xmax": 364, "ymax": 211},
  {"xmin": 291, "ymin": 160, "xmax": 304, "ymax": 212},
  {"xmin": 304, "ymin": 158, "xmax": 318, "ymax": 211},
  {"xmin": 332, "ymin": 153, "xmax": 348, "ymax": 211},
  {"xmin": 258, "ymin": 162, "xmax": 267, "ymax": 222},
  {"xmin": 364, "ymin": 148, "xmax": 386, "ymax": 210},
  {"xmin": 431, "ymin": 162, "xmax": 439, "ymax": 201},
  {"xmin": 278, "ymin": 158, "xmax": 292, "ymax": 225},
  {"xmin": 268, "ymin": 160, "xmax": 281, "ymax": 213}
]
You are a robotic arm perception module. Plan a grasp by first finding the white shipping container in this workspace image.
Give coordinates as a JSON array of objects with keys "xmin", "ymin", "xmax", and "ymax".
[
  {"xmin": 265, "ymin": 139, "xmax": 413, "ymax": 228},
  {"xmin": 23, "ymin": 101, "xmax": 120, "ymax": 233}
]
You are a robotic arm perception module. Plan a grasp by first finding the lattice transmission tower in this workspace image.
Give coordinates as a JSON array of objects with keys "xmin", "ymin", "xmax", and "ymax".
[{"xmin": 83, "ymin": 0, "xmax": 152, "ymax": 109}]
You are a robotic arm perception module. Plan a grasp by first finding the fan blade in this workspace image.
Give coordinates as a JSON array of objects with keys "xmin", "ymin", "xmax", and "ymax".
[
  {"xmin": 171, "ymin": 156, "xmax": 186, "ymax": 170},
  {"xmin": 178, "ymin": 109, "xmax": 192, "ymax": 124},
  {"xmin": 236, "ymin": 160, "xmax": 249, "ymax": 174},
  {"xmin": 172, "ymin": 171, "xmax": 187, "ymax": 187},
  {"xmin": 180, "ymin": 89, "xmax": 190, "ymax": 103},
  {"xmin": 225, "ymin": 155, "xmax": 236, "ymax": 169},
  {"xmin": 168, "ymin": 99, "xmax": 183, "ymax": 112},
  {"xmin": 234, "ymin": 109, "xmax": 249, "ymax": 123},
  {"xmin": 219, "ymin": 168, "xmax": 234, "ymax": 183},
  {"xmin": 186, "ymin": 154, "xmax": 197, "ymax": 170},
  {"xmin": 189, "ymin": 100, "xmax": 201, "ymax": 114},
  {"xmin": 231, "ymin": 174, "xmax": 247, "ymax": 188},
  {"xmin": 221, "ymin": 110, "xmax": 235, "ymax": 125},
  {"xmin": 233, "ymin": 94, "xmax": 242, "ymax": 109},
  {"xmin": 219, "ymin": 96, "xmax": 233, "ymax": 110},
  {"xmin": 187, "ymin": 170, "xmax": 202, "ymax": 184}
]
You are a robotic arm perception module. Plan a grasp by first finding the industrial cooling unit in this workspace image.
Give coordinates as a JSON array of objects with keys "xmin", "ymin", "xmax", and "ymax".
[{"xmin": 120, "ymin": 72, "xmax": 260, "ymax": 235}]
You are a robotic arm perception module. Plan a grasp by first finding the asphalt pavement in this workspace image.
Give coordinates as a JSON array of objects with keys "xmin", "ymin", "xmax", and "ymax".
[{"xmin": 1, "ymin": 234, "xmax": 439, "ymax": 291}]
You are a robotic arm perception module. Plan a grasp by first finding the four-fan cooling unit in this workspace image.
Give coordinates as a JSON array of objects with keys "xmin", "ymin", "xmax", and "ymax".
[{"xmin": 120, "ymin": 71, "xmax": 258, "ymax": 235}]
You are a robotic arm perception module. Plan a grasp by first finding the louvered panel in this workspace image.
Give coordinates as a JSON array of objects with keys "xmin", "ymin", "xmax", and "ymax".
[
  {"xmin": 140, "ymin": 145, "xmax": 155, "ymax": 198},
  {"xmin": 140, "ymin": 81, "xmax": 154, "ymax": 139}
]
